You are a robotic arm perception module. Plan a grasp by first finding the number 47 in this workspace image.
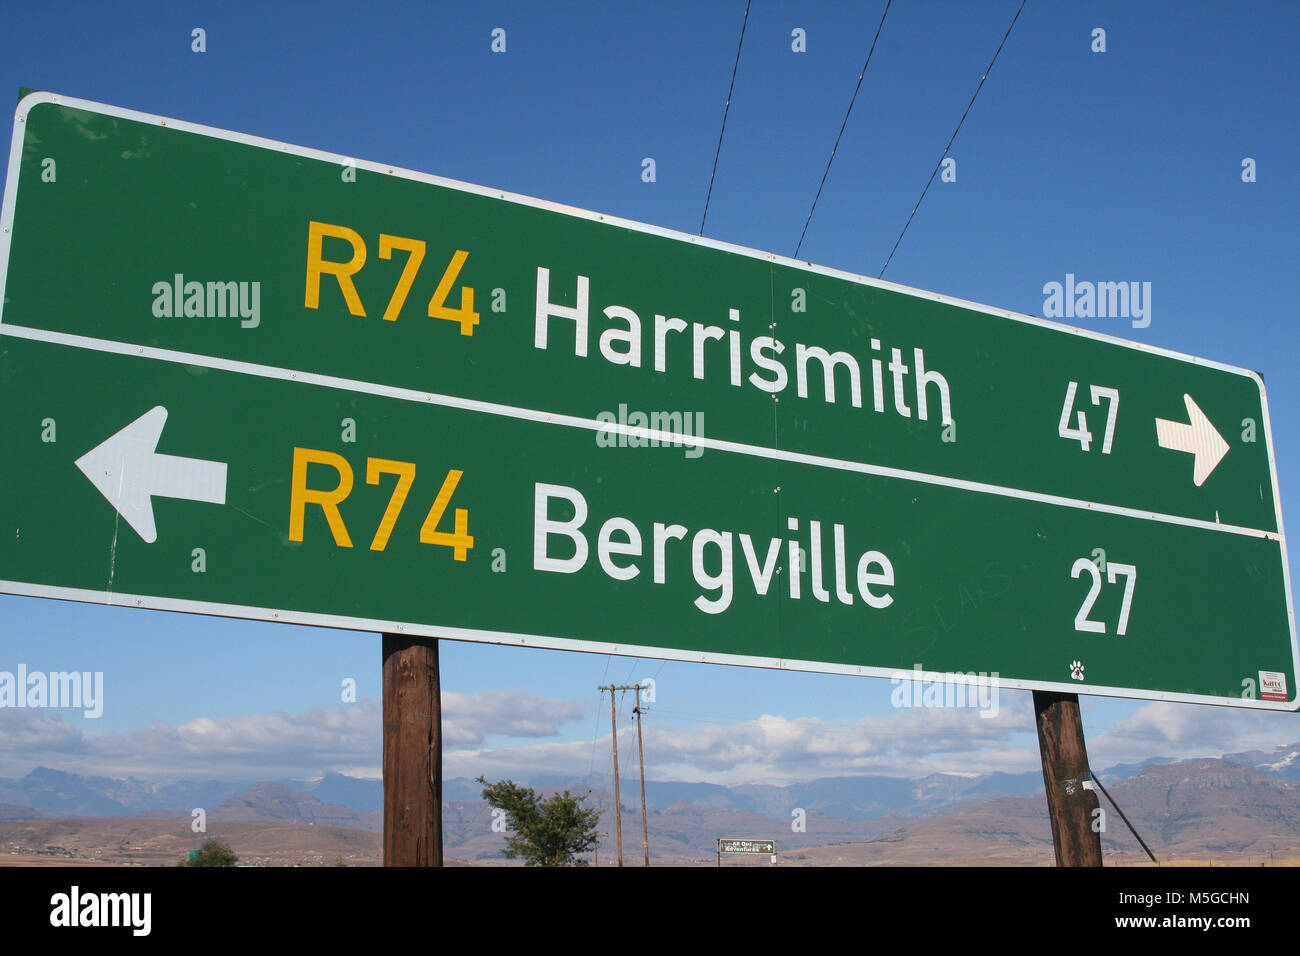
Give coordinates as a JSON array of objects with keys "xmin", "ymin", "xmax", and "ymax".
[{"xmin": 1059, "ymin": 382, "xmax": 1119, "ymax": 454}]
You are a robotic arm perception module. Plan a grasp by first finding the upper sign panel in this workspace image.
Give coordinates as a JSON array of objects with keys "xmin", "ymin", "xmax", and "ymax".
[{"xmin": 0, "ymin": 93, "xmax": 1282, "ymax": 535}]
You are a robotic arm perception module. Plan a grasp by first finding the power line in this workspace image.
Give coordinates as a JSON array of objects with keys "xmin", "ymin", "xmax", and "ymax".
[
  {"xmin": 878, "ymin": 0, "xmax": 1027, "ymax": 277},
  {"xmin": 588, "ymin": 668, "xmax": 611, "ymax": 778},
  {"xmin": 699, "ymin": 0, "xmax": 752, "ymax": 236},
  {"xmin": 794, "ymin": 0, "xmax": 893, "ymax": 259},
  {"xmin": 587, "ymin": 699, "xmax": 603, "ymax": 777}
]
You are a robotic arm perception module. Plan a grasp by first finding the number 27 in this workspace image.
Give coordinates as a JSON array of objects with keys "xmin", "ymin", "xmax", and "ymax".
[{"xmin": 1071, "ymin": 557, "xmax": 1136, "ymax": 635}]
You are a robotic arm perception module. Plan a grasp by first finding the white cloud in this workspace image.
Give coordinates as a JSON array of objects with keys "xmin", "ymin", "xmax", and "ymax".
[
  {"xmin": 0, "ymin": 708, "xmax": 88, "ymax": 754},
  {"xmin": 442, "ymin": 690, "xmax": 585, "ymax": 746},
  {"xmin": 0, "ymin": 687, "xmax": 584, "ymax": 780},
  {"xmin": 1087, "ymin": 700, "xmax": 1299, "ymax": 770},
  {"xmin": 448, "ymin": 694, "xmax": 1042, "ymax": 785},
  {"xmin": 2, "ymin": 687, "xmax": 1292, "ymax": 788}
]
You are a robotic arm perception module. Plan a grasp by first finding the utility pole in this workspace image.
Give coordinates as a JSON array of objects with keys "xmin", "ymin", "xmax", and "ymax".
[
  {"xmin": 634, "ymin": 684, "xmax": 650, "ymax": 866},
  {"xmin": 1033, "ymin": 690, "xmax": 1102, "ymax": 867},
  {"xmin": 603, "ymin": 684, "xmax": 624, "ymax": 866},
  {"xmin": 600, "ymin": 683, "xmax": 644, "ymax": 868}
]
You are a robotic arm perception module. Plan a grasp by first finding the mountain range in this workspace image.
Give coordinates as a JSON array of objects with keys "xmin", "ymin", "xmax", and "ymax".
[
  {"xmin": 1, "ymin": 740, "xmax": 1297, "ymax": 862},
  {"xmin": 5, "ymin": 738, "xmax": 1300, "ymax": 822}
]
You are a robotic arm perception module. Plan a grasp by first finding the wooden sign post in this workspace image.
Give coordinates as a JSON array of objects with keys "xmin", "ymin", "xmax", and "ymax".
[
  {"xmin": 383, "ymin": 634, "xmax": 443, "ymax": 866},
  {"xmin": 1033, "ymin": 690, "xmax": 1103, "ymax": 867}
]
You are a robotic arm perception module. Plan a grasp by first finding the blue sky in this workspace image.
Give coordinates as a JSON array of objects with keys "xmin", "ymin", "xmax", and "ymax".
[{"xmin": 0, "ymin": 1, "xmax": 1297, "ymax": 788}]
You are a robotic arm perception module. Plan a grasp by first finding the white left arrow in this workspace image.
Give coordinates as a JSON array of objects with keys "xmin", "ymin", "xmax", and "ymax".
[{"xmin": 75, "ymin": 406, "xmax": 228, "ymax": 543}]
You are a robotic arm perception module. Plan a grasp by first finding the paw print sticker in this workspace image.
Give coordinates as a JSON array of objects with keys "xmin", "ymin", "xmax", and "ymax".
[{"xmin": 1070, "ymin": 660, "xmax": 1085, "ymax": 681}]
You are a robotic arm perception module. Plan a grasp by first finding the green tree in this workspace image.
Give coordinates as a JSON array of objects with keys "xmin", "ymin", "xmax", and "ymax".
[
  {"xmin": 477, "ymin": 776, "xmax": 602, "ymax": 866},
  {"xmin": 178, "ymin": 839, "xmax": 238, "ymax": 867}
]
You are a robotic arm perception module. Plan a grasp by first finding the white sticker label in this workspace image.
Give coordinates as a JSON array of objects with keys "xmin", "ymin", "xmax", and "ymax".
[{"xmin": 1259, "ymin": 671, "xmax": 1288, "ymax": 702}]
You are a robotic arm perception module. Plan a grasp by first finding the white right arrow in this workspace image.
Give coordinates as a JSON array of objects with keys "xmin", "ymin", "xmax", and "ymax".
[
  {"xmin": 75, "ymin": 406, "xmax": 228, "ymax": 543},
  {"xmin": 1156, "ymin": 393, "xmax": 1229, "ymax": 487}
]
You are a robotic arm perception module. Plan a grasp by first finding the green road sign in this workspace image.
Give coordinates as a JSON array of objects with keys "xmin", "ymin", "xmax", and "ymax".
[{"xmin": 1, "ymin": 92, "xmax": 1295, "ymax": 710}]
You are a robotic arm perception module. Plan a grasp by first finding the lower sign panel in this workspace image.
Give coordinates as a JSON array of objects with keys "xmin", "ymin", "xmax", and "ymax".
[{"xmin": 0, "ymin": 335, "xmax": 1294, "ymax": 708}]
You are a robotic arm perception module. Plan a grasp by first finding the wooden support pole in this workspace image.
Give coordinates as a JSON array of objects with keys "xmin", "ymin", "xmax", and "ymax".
[
  {"xmin": 1033, "ymin": 690, "xmax": 1102, "ymax": 867},
  {"xmin": 383, "ymin": 634, "xmax": 442, "ymax": 867}
]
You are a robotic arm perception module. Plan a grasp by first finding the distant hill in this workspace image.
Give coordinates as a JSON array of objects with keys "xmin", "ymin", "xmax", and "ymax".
[
  {"xmin": 305, "ymin": 772, "xmax": 383, "ymax": 813},
  {"xmin": 0, "ymin": 767, "xmax": 132, "ymax": 817},
  {"xmin": 0, "ymin": 803, "xmax": 44, "ymax": 822},
  {"xmin": 465, "ymin": 769, "xmax": 1044, "ymax": 820},
  {"xmin": 1098, "ymin": 759, "xmax": 1300, "ymax": 856},
  {"xmin": 212, "ymin": 783, "xmax": 380, "ymax": 831},
  {"xmin": 1086, "ymin": 756, "xmax": 1176, "ymax": 783},
  {"xmin": 832, "ymin": 758, "xmax": 1300, "ymax": 865},
  {"xmin": 0, "ymin": 766, "xmax": 261, "ymax": 818},
  {"xmin": 1221, "ymin": 743, "xmax": 1300, "ymax": 782}
]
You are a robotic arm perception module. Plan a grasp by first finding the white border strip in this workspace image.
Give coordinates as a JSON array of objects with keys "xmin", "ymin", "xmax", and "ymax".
[
  {"xmin": 1, "ymin": 578, "xmax": 1294, "ymax": 711},
  {"xmin": 0, "ymin": 322, "xmax": 1280, "ymax": 541}
]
